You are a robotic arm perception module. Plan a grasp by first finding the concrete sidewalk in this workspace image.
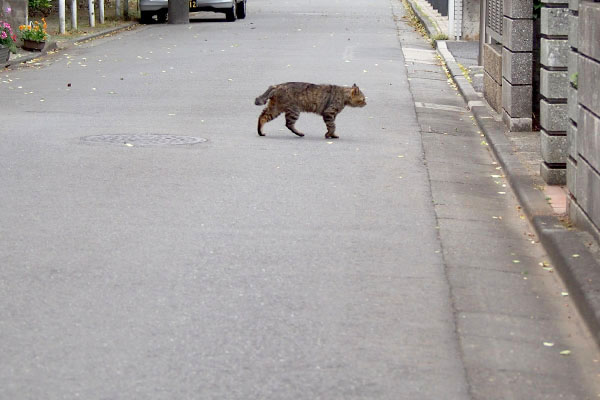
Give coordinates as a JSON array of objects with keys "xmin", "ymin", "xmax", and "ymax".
[{"xmin": 406, "ymin": 0, "xmax": 600, "ymax": 347}]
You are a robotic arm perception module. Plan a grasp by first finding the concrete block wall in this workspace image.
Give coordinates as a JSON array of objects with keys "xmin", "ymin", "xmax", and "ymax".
[
  {"xmin": 567, "ymin": 0, "xmax": 600, "ymax": 241},
  {"xmin": 501, "ymin": 0, "xmax": 534, "ymax": 131},
  {"xmin": 539, "ymin": 0, "xmax": 570, "ymax": 184},
  {"xmin": 0, "ymin": 0, "xmax": 27, "ymax": 31},
  {"xmin": 462, "ymin": 0, "xmax": 481, "ymax": 39},
  {"xmin": 484, "ymin": 43, "xmax": 503, "ymax": 113}
]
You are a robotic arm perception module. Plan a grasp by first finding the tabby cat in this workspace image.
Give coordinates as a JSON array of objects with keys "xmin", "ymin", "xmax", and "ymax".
[{"xmin": 254, "ymin": 82, "xmax": 366, "ymax": 139}]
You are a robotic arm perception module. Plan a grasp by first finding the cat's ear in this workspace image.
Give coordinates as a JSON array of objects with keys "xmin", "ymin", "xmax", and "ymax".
[{"xmin": 351, "ymin": 84, "xmax": 359, "ymax": 95}]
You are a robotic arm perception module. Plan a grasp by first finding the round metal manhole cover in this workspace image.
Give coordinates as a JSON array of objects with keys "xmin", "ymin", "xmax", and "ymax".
[{"xmin": 81, "ymin": 134, "xmax": 207, "ymax": 146}]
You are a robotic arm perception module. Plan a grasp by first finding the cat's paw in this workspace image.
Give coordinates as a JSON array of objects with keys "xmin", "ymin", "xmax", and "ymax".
[{"xmin": 325, "ymin": 133, "xmax": 339, "ymax": 139}]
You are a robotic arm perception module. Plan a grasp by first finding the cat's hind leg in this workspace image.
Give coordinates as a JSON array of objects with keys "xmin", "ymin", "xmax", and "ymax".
[
  {"xmin": 285, "ymin": 109, "xmax": 305, "ymax": 137},
  {"xmin": 323, "ymin": 111, "xmax": 339, "ymax": 139},
  {"xmin": 257, "ymin": 102, "xmax": 282, "ymax": 136}
]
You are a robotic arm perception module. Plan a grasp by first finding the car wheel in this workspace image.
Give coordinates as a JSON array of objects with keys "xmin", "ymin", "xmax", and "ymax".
[
  {"xmin": 236, "ymin": 0, "xmax": 246, "ymax": 19},
  {"xmin": 157, "ymin": 10, "xmax": 167, "ymax": 23},
  {"xmin": 140, "ymin": 11, "xmax": 154, "ymax": 24},
  {"xmin": 225, "ymin": 4, "xmax": 237, "ymax": 21}
]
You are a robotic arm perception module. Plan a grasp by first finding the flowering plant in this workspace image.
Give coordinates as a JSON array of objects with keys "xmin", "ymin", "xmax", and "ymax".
[
  {"xmin": 19, "ymin": 18, "xmax": 48, "ymax": 42},
  {"xmin": 0, "ymin": 20, "xmax": 18, "ymax": 52}
]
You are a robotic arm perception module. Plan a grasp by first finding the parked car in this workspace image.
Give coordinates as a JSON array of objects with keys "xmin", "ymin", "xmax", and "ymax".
[{"xmin": 140, "ymin": 0, "xmax": 246, "ymax": 23}]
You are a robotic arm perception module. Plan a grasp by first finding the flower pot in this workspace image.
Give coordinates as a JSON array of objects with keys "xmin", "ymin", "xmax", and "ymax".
[
  {"xmin": 0, "ymin": 44, "xmax": 9, "ymax": 64},
  {"xmin": 22, "ymin": 39, "xmax": 45, "ymax": 51}
]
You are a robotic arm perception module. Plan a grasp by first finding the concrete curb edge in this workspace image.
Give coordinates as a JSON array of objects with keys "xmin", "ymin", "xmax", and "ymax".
[
  {"xmin": 403, "ymin": 0, "xmax": 440, "ymax": 38},
  {"xmin": 405, "ymin": 0, "xmax": 600, "ymax": 347},
  {"xmin": 5, "ymin": 22, "xmax": 138, "ymax": 68}
]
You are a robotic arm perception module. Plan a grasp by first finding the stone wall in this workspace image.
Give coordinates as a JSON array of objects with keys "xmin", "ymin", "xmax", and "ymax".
[
  {"xmin": 539, "ymin": 0, "xmax": 570, "ymax": 184},
  {"xmin": 484, "ymin": 43, "xmax": 503, "ymax": 113},
  {"xmin": 501, "ymin": 0, "xmax": 534, "ymax": 131},
  {"xmin": 567, "ymin": 0, "xmax": 600, "ymax": 241},
  {"xmin": 0, "ymin": 0, "xmax": 27, "ymax": 31}
]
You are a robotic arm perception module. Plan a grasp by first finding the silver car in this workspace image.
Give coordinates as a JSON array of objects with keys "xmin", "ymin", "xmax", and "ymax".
[{"xmin": 140, "ymin": 0, "xmax": 246, "ymax": 23}]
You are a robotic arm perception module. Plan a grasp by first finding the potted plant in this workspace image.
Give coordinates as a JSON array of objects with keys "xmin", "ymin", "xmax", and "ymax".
[
  {"xmin": 19, "ymin": 18, "xmax": 48, "ymax": 51},
  {"xmin": 0, "ymin": 20, "xmax": 18, "ymax": 63}
]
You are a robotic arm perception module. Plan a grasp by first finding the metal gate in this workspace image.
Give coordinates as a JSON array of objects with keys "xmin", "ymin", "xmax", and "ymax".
[
  {"xmin": 427, "ymin": 0, "xmax": 448, "ymax": 16},
  {"xmin": 486, "ymin": 0, "xmax": 503, "ymax": 42}
]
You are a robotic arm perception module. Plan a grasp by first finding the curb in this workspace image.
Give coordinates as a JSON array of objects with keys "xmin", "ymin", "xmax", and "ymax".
[
  {"xmin": 405, "ymin": 0, "xmax": 600, "ymax": 347},
  {"xmin": 403, "ymin": 0, "xmax": 440, "ymax": 38},
  {"xmin": 5, "ymin": 21, "xmax": 138, "ymax": 68}
]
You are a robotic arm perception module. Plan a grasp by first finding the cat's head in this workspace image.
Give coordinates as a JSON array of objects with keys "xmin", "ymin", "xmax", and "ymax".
[{"xmin": 348, "ymin": 84, "xmax": 367, "ymax": 107}]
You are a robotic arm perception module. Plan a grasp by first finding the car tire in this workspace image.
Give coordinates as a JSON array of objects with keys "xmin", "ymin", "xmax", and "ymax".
[
  {"xmin": 225, "ymin": 4, "xmax": 237, "ymax": 21},
  {"xmin": 157, "ymin": 10, "xmax": 167, "ymax": 23},
  {"xmin": 236, "ymin": 0, "xmax": 246, "ymax": 19},
  {"xmin": 140, "ymin": 11, "xmax": 154, "ymax": 24}
]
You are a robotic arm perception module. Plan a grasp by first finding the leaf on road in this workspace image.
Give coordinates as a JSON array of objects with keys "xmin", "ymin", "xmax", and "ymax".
[
  {"xmin": 543, "ymin": 342, "xmax": 555, "ymax": 347},
  {"xmin": 561, "ymin": 292, "xmax": 569, "ymax": 297},
  {"xmin": 560, "ymin": 350, "xmax": 571, "ymax": 356}
]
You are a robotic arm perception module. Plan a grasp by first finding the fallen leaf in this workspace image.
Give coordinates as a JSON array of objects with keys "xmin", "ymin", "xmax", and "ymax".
[
  {"xmin": 572, "ymin": 254, "xmax": 580, "ymax": 258},
  {"xmin": 543, "ymin": 342, "xmax": 555, "ymax": 347},
  {"xmin": 560, "ymin": 350, "xmax": 571, "ymax": 356},
  {"xmin": 561, "ymin": 292, "xmax": 569, "ymax": 297}
]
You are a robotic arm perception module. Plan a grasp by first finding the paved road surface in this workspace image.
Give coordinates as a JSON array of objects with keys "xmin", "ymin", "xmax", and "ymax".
[{"xmin": 1, "ymin": 0, "xmax": 599, "ymax": 398}]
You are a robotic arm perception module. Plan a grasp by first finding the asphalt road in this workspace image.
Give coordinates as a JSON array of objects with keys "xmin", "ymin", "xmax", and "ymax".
[{"xmin": 1, "ymin": 0, "xmax": 599, "ymax": 398}]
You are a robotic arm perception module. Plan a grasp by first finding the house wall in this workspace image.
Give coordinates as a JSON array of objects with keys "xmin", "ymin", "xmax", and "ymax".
[{"xmin": 568, "ymin": 0, "xmax": 600, "ymax": 241}]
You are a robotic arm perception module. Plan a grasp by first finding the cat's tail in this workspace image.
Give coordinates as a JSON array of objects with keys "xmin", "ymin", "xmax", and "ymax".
[{"xmin": 255, "ymin": 86, "xmax": 276, "ymax": 105}]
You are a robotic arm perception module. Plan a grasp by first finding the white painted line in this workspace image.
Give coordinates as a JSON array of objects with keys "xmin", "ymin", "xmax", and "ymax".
[
  {"xmin": 467, "ymin": 101, "xmax": 486, "ymax": 109},
  {"xmin": 414, "ymin": 102, "xmax": 467, "ymax": 113}
]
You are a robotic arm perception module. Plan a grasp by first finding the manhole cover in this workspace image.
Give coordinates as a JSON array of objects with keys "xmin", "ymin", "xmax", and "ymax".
[{"xmin": 81, "ymin": 134, "xmax": 207, "ymax": 146}]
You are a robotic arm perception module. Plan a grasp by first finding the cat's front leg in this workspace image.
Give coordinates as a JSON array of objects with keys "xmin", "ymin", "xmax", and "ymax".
[{"xmin": 323, "ymin": 111, "xmax": 339, "ymax": 139}]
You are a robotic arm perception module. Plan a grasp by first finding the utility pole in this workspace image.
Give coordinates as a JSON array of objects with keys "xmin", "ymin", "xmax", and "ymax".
[
  {"xmin": 99, "ymin": 0, "xmax": 104, "ymax": 23},
  {"xmin": 58, "ymin": 0, "xmax": 65, "ymax": 33},
  {"xmin": 88, "ymin": 0, "xmax": 95, "ymax": 27},
  {"xmin": 71, "ymin": 0, "xmax": 77, "ymax": 30}
]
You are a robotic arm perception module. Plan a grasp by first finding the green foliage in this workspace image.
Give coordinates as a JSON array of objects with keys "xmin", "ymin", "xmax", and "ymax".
[
  {"xmin": 432, "ymin": 33, "xmax": 449, "ymax": 41},
  {"xmin": 570, "ymin": 73, "xmax": 578, "ymax": 89},
  {"xmin": 533, "ymin": 0, "xmax": 542, "ymax": 20},
  {"xmin": 28, "ymin": 0, "xmax": 52, "ymax": 14}
]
